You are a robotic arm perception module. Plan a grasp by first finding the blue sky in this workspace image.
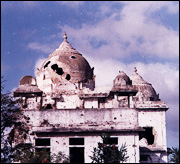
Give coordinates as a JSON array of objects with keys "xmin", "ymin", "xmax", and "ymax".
[{"xmin": 1, "ymin": 1, "xmax": 179, "ymax": 148}]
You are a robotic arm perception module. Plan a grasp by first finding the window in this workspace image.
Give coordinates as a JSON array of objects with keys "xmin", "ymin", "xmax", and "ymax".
[
  {"xmin": 69, "ymin": 138, "xmax": 85, "ymax": 163},
  {"xmin": 103, "ymin": 137, "xmax": 118, "ymax": 145},
  {"xmin": 35, "ymin": 138, "xmax": 50, "ymax": 146},
  {"xmin": 35, "ymin": 138, "xmax": 51, "ymax": 162},
  {"xmin": 139, "ymin": 127, "xmax": 154, "ymax": 145},
  {"xmin": 69, "ymin": 138, "xmax": 84, "ymax": 145}
]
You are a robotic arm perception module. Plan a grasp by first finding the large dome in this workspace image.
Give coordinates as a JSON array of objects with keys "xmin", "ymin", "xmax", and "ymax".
[{"xmin": 36, "ymin": 33, "xmax": 94, "ymax": 93}]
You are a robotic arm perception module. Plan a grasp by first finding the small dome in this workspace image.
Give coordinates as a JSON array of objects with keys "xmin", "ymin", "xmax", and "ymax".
[
  {"xmin": 130, "ymin": 67, "xmax": 149, "ymax": 85},
  {"xmin": 113, "ymin": 71, "xmax": 132, "ymax": 88},
  {"xmin": 130, "ymin": 67, "xmax": 159, "ymax": 101},
  {"xmin": 36, "ymin": 33, "xmax": 94, "ymax": 93},
  {"xmin": 19, "ymin": 76, "xmax": 36, "ymax": 85}
]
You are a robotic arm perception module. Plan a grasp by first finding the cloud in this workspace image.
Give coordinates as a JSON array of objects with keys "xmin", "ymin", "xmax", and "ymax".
[
  {"xmin": 56, "ymin": 1, "xmax": 84, "ymax": 8},
  {"xmin": 34, "ymin": 57, "xmax": 46, "ymax": 76},
  {"xmin": 57, "ymin": 1, "xmax": 179, "ymax": 60},
  {"xmin": 27, "ymin": 42, "xmax": 56, "ymax": 54}
]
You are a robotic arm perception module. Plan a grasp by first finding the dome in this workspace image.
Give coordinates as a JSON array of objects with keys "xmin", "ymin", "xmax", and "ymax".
[
  {"xmin": 130, "ymin": 67, "xmax": 150, "ymax": 85},
  {"xmin": 36, "ymin": 33, "xmax": 94, "ymax": 93},
  {"xmin": 130, "ymin": 67, "xmax": 159, "ymax": 101},
  {"xmin": 113, "ymin": 71, "xmax": 132, "ymax": 88},
  {"xmin": 19, "ymin": 76, "xmax": 36, "ymax": 85}
]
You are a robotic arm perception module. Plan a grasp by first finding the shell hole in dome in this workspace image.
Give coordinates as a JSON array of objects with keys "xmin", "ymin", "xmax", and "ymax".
[
  {"xmin": 44, "ymin": 61, "xmax": 51, "ymax": 69},
  {"xmin": 71, "ymin": 56, "xmax": 77, "ymax": 59},
  {"xmin": 65, "ymin": 74, "xmax": 71, "ymax": 81},
  {"xmin": 51, "ymin": 64, "xmax": 64, "ymax": 75}
]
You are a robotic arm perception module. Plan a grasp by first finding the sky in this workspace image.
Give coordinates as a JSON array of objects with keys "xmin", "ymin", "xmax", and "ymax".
[{"xmin": 1, "ymin": 1, "xmax": 179, "ymax": 149}]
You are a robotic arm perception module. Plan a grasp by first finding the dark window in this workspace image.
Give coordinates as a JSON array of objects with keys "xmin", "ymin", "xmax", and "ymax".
[
  {"xmin": 70, "ymin": 147, "xmax": 84, "ymax": 163},
  {"xmin": 51, "ymin": 64, "xmax": 64, "ymax": 75},
  {"xmin": 35, "ymin": 138, "xmax": 50, "ymax": 146},
  {"xmin": 69, "ymin": 138, "xmax": 84, "ymax": 145},
  {"xmin": 139, "ymin": 127, "xmax": 154, "ymax": 145},
  {"xmin": 44, "ymin": 61, "xmax": 51, "ymax": 69},
  {"xmin": 66, "ymin": 74, "xmax": 71, "ymax": 80},
  {"xmin": 103, "ymin": 137, "xmax": 118, "ymax": 145},
  {"xmin": 71, "ymin": 56, "xmax": 77, "ymax": 59}
]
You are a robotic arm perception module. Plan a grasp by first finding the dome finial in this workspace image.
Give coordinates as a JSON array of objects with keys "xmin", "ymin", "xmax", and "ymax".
[
  {"xmin": 133, "ymin": 67, "xmax": 137, "ymax": 73},
  {"xmin": 63, "ymin": 32, "xmax": 67, "ymax": 41}
]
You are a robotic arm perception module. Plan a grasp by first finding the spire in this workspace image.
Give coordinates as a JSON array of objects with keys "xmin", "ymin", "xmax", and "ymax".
[
  {"xmin": 63, "ymin": 33, "xmax": 67, "ymax": 42},
  {"xmin": 133, "ymin": 67, "xmax": 137, "ymax": 73}
]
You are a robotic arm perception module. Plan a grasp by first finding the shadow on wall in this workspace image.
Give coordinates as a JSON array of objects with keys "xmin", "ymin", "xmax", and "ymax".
[{"xmin": 140, "ymin": 147, "xmax": 167, "ymax": 163}]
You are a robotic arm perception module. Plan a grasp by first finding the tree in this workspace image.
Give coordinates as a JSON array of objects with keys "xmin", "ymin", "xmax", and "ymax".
[
  {"xmin": 12, "ymin": 145, "xmax": 70, "ymax": 163},
  {"xmin": 90, "ymin": 134, "xmax": 129, "ymax": 163},
  {"xmin": 169, "ymin": 147, "xmax": 179, "ymax": 163},
  {"xmin": 1, "ymin": 77, "xmax": 70, "ymax": 163},
  {"xmin": 1, "ymin": 77, "xmax": 18, "ymax": 163},
  {"xmin": 1, "ymin": 77, "xmax": 30, "ymax": 163}
]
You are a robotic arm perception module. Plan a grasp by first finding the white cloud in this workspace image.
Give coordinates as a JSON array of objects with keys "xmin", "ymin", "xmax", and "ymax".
[
  {"xmin": 27, "ymin": 42, "xmax": 56, "ymax": 54},
  {"xmin": 34, "ymin": 57, "xmax": 46, "ymax": 76},
  {"xmin": 56, "ymin": 1, "xmax": 84, "ymax": 8},
  {"xmin": 57, "ymin": 1, "xmax": 179, "ymax": 60},
  {"xmin": 22, "ymin": 1, "xmax": 38, "ymax": 7}
]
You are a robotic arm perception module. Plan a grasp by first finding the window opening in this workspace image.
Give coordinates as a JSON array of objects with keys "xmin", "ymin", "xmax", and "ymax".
[
  {"xmin": 66, "ymin": 74, "xmax": 71, "ymax": 81},
  {"xmin": 70, "ymin": 147, "xmax": 84, "ymax": 163},
  {"xmin": 44, "ymin": 61, "xmax": 51, "ymax": 69},
  {"xmin": 51, "ymin": 64, "xmax": 64, "ymax": 75},
  {"xmin": 35, "ymin": 138, "xmax": 51, "ymax": 162},
  {"xmin": 69, "ymin": 138, "xmax": 84, "ymax": 145},
  {"xmin": 103, "ymin": 137, "xmax": 118, "ymax": 145},
  {"xmin": 35, "ymin": 138, "xmax": 50, "ymax": 146},
  {"xmin": 139, "ymin": 127, "xmax": 154, "ymax": 145},
  {"xmin": 71, "ymin": 56, "xmax": 77, "ymax": 59}
]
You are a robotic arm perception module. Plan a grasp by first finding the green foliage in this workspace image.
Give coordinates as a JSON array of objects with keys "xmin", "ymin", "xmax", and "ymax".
[
  {"xmin": 51, "ymin": 151, "xmax": 70, "ymax": 163},
  {"xmin": 1, "ymin": 77, "xmax": 31, "ymax": 163},
  {"xmin": 169, "ymin": 147, "xmax": 179, "ymax": 163},
  {"xmin": 12, "ymin": 145, "xmax": 69, "ymax": 163},
  {"xmin": 90, "ymin": 134, "xmax": 129, "ymax": 163}
]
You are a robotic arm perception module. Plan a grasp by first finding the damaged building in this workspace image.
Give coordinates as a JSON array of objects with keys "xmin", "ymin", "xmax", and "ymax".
[{"xmin": 13, "ymin": 33, "xmax": 168, "ymax": 163}]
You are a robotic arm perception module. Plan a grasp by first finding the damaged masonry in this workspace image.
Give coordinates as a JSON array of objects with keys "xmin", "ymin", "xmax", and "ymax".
[{"xmin": 13, "ymin": 33, "xmax": 169, "ymax": 163}]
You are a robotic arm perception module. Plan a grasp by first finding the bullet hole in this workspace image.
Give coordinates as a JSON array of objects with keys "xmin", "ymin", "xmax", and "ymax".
[
  {"xmin": 139, "ymin": 127, "xmax": 154, "ymax": 145},
  {"xmin": 66, "ymin": 74, "xmax": 71, "ymax": 81},
  {"xmin": 44, "ymin": 61, "xmax": 51, "ymax": 69},
  {"xmin": 51, "ymin": 64, "xmax": 64, "ymax": 75},
  {"xmin": 114, "ymin": 117, "xmax": 117, "ymax": 120},
  {"xmin": 71, "ymin": 56, "xmax": 77, "ymax": 59}
]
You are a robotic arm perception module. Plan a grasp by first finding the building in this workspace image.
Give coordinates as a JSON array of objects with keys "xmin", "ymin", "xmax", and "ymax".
[{"xmin": 13, "ymin": 33, "xmax": 168, "ymax": 163}]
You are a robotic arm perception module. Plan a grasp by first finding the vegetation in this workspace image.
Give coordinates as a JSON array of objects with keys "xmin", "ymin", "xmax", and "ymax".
[
  {"xmin": 169, "ymin": 147, "xmax": 179, "ymax": 163},
  {"xmin": 12, "ymin": 146, "xmax": 69, "ymax": 163},
  {"xmin": 90, "ymin": 133, "xmax": 129, "ymax": 163},
  {"xmin": 1, "ymin": 77, "xmax": 69, "ymax": 163}
]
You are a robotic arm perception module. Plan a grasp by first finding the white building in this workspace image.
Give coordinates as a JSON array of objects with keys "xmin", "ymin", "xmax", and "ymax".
[{"xmin": 14, "ymin": 33, "xmax": 168, "ymax": 163}]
